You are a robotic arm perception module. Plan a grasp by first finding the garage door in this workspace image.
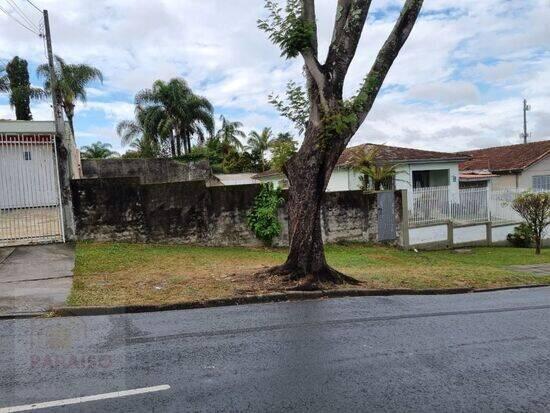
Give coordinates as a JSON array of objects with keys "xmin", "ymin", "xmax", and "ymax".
[{"xmin": 0, "ymin": 134, "xmax": 64, "ymax": 246}]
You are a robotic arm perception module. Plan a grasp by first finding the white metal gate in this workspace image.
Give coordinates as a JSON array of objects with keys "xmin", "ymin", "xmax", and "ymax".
[{"xmin": 0, "ymin": 133, "xmax": 64, "ymax": 247}]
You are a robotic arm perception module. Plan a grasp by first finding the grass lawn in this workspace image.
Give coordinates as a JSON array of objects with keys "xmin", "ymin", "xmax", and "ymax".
[{"xmin": 68, "ymin": 242, "xmax": 550, "ymax": 307}]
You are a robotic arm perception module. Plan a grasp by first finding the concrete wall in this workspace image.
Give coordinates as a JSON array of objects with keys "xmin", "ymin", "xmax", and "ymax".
[
  {"xmin": 71, "ymin": 178, "xmax": 404, "ymax": 247},
  {"xmin": 81, "ymin": 159, "xmax": 215, "ymax": 185},
  {"xmin": 409, "ymin": 224, "xmax": 448, "ymax": 246},
  {"xmin": 454, "ymin": 224, "xmax": 487, "ymax": 245}
]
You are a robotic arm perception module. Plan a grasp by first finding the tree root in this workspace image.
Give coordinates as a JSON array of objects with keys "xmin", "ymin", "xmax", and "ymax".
[{"xmin": 254, "ymin": 263, "xmax": 361, "ymax": 291}]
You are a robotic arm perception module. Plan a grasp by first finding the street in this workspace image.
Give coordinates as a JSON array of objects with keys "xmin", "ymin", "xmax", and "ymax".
[{"xmin": 1, "ymin": 288, "xmax": 549, "ymax": 412}]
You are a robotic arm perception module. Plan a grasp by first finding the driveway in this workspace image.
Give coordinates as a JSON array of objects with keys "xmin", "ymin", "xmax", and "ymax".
[
  {"xmin": 0, "ymin": 287, "xmax": 548, "ymax": 411},
  {"xmin": 0, "ymin": 243, "xmax": 74, "ymax": 316}
]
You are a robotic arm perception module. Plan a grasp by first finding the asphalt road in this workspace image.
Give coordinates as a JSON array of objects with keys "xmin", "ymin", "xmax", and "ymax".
[{"xmin": 1, "ymin": 288, "xmax": 549, "ymax": 412}]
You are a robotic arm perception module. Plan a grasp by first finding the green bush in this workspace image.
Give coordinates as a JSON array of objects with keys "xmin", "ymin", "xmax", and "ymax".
[
  {"xmin": 247, "ymin": 183, "xmax": 284, "ymax": 246},
  {"xmin": 507, "ymin": 223, "xmax": 534, "ymax": 248}
]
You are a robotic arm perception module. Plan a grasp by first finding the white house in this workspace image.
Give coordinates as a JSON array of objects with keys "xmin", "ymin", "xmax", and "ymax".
[
  {"xmin": 254, "ymin": 143, "xmax": 470, "ymax": 209},
  {"xmin": 460, "ymin": 140, "xmax": 550, "ymax": 190}
]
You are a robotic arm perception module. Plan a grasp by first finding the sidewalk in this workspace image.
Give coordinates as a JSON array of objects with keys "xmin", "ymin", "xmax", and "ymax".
[{"xmin": 0, "ymin": 243, "xmax": 74, "ymax": 316}]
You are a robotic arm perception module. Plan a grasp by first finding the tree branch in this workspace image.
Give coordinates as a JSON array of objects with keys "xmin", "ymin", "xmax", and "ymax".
[
  {"xmin": 353, "ymin": 0, "xmax": 424, "ymax": 127},
  {"xmin": 300, "ymin": 0, "xmax": 328, "ymax": 117},
  {"xmin": 325, "ymin": 0, "xmax": 372, "ymax": 91}
]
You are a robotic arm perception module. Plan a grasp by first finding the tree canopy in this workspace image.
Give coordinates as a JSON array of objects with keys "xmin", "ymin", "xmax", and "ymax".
[{"xmin": 37, "ymin": 55, "xmax": 103, "ymax": 137}]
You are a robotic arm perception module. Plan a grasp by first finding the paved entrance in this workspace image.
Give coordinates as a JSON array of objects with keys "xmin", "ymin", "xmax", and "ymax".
[
  {"xmin": 509, "ymin": 263, "xmax": 550, "ymax": 276},
  {"xmin": 0, "ymin": 244, "xmax": 74, "ymax": 315}
]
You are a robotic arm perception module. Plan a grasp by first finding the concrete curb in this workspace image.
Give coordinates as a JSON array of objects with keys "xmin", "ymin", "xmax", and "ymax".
[
  {"xmin": 0, "ymin": 284, "xmax": 548, "ymax": 320},
  {"xmin": 50, "ymin": 287, "xmax": 475, "ymax": 318}
]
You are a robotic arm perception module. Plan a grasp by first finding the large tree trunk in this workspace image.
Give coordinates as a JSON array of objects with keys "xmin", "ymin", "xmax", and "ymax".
[{"xmin": 266, "ymin": 127, "xmax": 358, "ymax": 286}]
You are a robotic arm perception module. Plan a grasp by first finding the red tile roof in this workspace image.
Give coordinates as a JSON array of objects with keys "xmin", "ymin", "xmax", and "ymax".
[{"xmin": 459, "ymin": 140, "xmax": 550, "ymax": 173}]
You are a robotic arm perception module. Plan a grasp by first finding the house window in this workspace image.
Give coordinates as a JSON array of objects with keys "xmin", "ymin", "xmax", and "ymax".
[
  {"xmin": 413, "ymin": 169, "xmax": 449, "ymax": 188},
  {"xmin": 23, "ymin": 151, "xmax": 32, "ymax": 161},
  {"xmin": 533, "ymin": 175, "xmax": 550, "ymax": 190}
]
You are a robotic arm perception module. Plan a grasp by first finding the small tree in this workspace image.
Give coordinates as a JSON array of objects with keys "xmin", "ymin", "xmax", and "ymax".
[
  {"xmin": 511, "ymin": 192, "xmax": 550, "ymax": 254},
  {"xmin": 5, "ymin": 57, "xmax": 44, "ymax": 120},
  {"xmin": 247, "ymin": 183, "xmax": 284, "ymax": 246},
  {"xmin": 350, "ymin": 145, "xmax": 399, "ymax": 191}
]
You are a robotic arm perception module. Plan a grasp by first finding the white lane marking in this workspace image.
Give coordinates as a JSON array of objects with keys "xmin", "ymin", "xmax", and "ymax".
[{"xmin": 0, "ymin": 385, "xmax": 171, "ymax": 412}]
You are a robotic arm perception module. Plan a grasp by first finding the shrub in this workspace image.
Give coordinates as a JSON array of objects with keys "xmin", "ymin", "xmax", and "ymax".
[
  {"xmin": 507, "ymin": 223, "xmax": 534, "ymax": 248},
  {"xmin": 511, "ymin": 191, "xmax": 550, "ymax": 254},
  {"xmin": 247, "ymin": 183, "xmax": 284, "ymax": 246}
]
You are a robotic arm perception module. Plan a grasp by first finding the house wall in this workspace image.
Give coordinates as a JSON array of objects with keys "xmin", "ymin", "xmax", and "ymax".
[
  {"xmin": 491, "ymin": 174, "xmax": 518, "ymax": 190},
  {"xmin": 396, "ymin": 162, "xmax": 460, "ymax": 209},
  {"xmin": 71, "ymin": 178, "xmax": 404, "ymax": 247},
  {"xmin": 519, "ymin": 156, "xmax": 550, "ymax": 189}
]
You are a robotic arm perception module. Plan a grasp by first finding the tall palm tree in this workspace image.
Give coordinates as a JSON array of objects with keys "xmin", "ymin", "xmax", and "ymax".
[
  {"xmin": 215, "ymin": 115, "xmax": 245, "ymax": 152},
  {"xmin": 135, "ymin": 78, "xmax": 214, "ymax": 157},
  {"xmin": 37, "ymin": 55, "xmax": 103, "ymax": 138},
  {"xmin": 246, "ymin": 127, "xmax": 273, "ymax": 172},
  {"xmin": 80, "ymin": 141, "xmax": 119, "ymax": 159}
]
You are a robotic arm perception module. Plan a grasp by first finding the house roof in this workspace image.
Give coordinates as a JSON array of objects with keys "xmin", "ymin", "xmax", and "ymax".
[
  {"xmin": 214, "ymin": 173, "xmax": 260, "ymax": 186},
  {"xmin": 459, "ymin": 140, "xmax": 550, "ymax": 173},
  {"xmin": 253, "ymin": 143, "xmax": 469, "ymax": 179},
  {"xmin": 459, "ymin": 170, "xmax": 499, "ymax": 181},
  {"xmin": 0, "ymin": 120, "xmax": 71, "ymax": 135},
  {"xmin": 336, "ymin": 143, "xmax": 470, "ymax": 166}
]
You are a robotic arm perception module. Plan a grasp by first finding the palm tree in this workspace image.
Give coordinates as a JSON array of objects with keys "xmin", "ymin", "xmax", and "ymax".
[
  {"xmin": 37, "ymin": 56, "xmax": 103, "ymax": 138},
  {"xmin": 135, "ymin": 78, "xmax": 214, "ymax": 157},
  {"xmin": 246, "ymin": 127, "xmax": 273, "ymax": 172},
  {"xmin": 80, "ymin": 141, "xmax": 119, "ymax": 159},
  {"xmin": 350, "ymin": 145, "xmax": 400, "ymax": 191},
  {"xmin": 116, "ymin": 106, "xmax": 161, "ymax": 157},
  {"xmin": 215, "ymin": 115, "xmax": 245, "ymax": 152}
]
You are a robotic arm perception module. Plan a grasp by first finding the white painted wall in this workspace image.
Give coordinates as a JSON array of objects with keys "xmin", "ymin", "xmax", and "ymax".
[
  {"xmin": 492, "ymin": 224, "xmax": 517, "ymax": 243},
  {"xmin": 454, "ymin": 224, "xmax": 487, "ymax": 244},
  {"xmin": 519, "ymin": 156, "xmax": 550, "ymax": 189},
  {"xmin": 409, "ymin": 224, "xmax": 448, "ymax": 245}
]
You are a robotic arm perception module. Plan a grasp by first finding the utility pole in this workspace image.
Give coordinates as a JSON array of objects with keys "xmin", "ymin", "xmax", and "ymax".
[
  {"xmin": 520, "ymin": 98, "xmax": 531, "ymax": 144},
  {"xmin": 42, "ymin": 10, "xmax": 75, "ymax": 241}
]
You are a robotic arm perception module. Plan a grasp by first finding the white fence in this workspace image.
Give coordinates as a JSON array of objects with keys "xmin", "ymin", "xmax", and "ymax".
[{"xmin": 409, "ymin": 186, "xmax": 532, "ymax": 227}]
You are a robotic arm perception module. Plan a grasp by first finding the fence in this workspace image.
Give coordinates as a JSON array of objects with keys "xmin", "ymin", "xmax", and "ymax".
[{"xmin": 409, "ymin": 186, "xmax": 534, "ymax": 227}]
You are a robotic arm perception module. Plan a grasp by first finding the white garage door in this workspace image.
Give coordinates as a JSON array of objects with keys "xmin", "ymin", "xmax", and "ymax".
[{"xmin": 0, "ymin": 134, "xmax": 64, "ymax": 246}]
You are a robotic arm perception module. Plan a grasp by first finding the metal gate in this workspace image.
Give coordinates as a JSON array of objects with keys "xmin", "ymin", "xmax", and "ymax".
[
  {"xmin": 0, "ymin": 133, "xmax": 64, "ymax": 247},
  {"xmin": 377, "ymin": 191, "xmax": 396, "ymax": 242}
]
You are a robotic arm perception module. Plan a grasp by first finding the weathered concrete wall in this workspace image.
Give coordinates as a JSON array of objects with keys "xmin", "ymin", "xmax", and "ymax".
[
  {"xmin": 81, "ymin": 159, "xmax": 215, "ymax": 184},
  {"xmin": 71, "ymin": 179, "xmax": 403, "ymax": 247}
]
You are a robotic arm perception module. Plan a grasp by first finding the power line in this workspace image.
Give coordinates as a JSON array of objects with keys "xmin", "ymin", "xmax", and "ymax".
[
  {"xmin": 24, "ymin": 0, "xmax": 41, "ymax": 13},
  {"xmin": 0, "ymin": 3, "xmax": 40, "ymax": 35},
  {"xmin": 5, "ymin": 0, "xmax": 40, "ymax": 31}
]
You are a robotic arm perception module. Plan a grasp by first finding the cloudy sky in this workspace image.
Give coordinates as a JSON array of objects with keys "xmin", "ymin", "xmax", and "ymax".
[{"xmin": 0, "ymin": 0, "xmax": 549, "ymax": 154}]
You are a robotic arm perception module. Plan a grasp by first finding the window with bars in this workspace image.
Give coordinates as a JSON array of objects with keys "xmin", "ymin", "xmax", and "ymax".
[
  {"xmin": 23, "ymin": 151, "xmax": 32, "ymax": 161},
  {"xmin": 533, "ymin": 175, "xmax": 550, "ymax": 190}
]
